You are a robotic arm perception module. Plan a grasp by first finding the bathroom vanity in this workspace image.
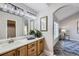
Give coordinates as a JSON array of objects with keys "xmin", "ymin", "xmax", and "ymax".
[{"xmin": 0, "ymin": 37, "xmax": 44, "ymax": 56}]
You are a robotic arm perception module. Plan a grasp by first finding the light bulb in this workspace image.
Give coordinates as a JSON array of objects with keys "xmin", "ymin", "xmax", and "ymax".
[
  {"xmin": 19, "ymin": 11, "xmax": 24, "ymax": 16},
  {"xmin": 14, "ymin": 10, "xmax": 20, "ymax": 15},
  {"xmin": 2, "ymin": 4, "xmax": 8, "ymax": 11},
  {"xmin": 8, "ymin": 8, "xmax": 14, "ymax": 13}
]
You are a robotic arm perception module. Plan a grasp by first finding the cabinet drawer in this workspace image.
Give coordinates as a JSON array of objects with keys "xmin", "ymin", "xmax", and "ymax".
[
  {"xmin": 28, "ymin": 46, "xmax": 36, "ymax": 56},
  {"xmin": 28, "ymin": 42, "xmax": 36, "ymax": 49},
  {"xmin": 2, "ymin": 50, "xmax": 16, "ymax": 56}
]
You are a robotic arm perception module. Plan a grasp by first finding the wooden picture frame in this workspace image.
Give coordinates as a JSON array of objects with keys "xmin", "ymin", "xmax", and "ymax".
[
  {"xmin": 40, "ymin": 16, "xmax": 48, "ymax": 31},
  {"xmin": 30, "ymin": 20, "xmax": 34, "ymax": 31}
]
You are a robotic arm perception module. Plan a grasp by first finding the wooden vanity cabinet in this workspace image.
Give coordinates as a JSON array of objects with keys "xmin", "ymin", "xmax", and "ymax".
[
  {"xmin": 2, "ymin": 50, "xmax": 16, "ymax": 56},
  {"xmin": 17, "ymin": 45, "xmax": 27, "ymax": 56},
  {"xmin": 37, "ymin": 38, "xmax": 44, "ymax": 55},
  {"xmin": 27, "ymin": 38, "xmax": 44, "ymax": 56},
  {"xmin": 1, "ymin": 38, "xmax": 44, "ymax": 56},
  {"xmin": 2, "ymin": 45, "xmax": 27, "ymax": 56}
]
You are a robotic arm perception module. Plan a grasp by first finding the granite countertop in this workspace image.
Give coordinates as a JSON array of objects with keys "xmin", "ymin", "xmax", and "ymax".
[{"xmin": 0, "ymin": 37, "xmax": 44, "ymax": 55}]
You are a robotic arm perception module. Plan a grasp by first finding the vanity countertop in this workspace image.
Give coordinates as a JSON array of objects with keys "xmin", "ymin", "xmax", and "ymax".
[{"xmin": 0, "ymin": 37, "xmax": 44, "ymax": 55}]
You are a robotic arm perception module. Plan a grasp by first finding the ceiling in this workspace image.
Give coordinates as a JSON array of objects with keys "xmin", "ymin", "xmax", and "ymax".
[
  {"xmin": 54, "ymin": 4, "xmax": 79, "ymax": 21},
  {"xmin": 24, "ymin": 3, "xmax": 79, "ymax": 21},
  {"xmin": 24, "ymin": 3, "xmax": 67, "ymax": 12},
  {"xmin": 24, "ymin": 3, "xmax": 48, "ymax": 12}
]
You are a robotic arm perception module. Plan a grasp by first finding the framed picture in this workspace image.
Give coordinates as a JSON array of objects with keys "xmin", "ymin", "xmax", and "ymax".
[
  {"xmin": 77, "ymin": 20, "xmax": 79, "ymax": 33},
  {"xmin": 30, "ymin": 20, "xmax": 34, "ymax": 31},
  {"xmin": 40, "ymin": 16, "xmax": 48, "ymax": 31}
]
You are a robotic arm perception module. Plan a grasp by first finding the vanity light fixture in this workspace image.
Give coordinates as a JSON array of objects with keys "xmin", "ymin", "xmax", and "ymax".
[
  {"xmin": 0, "ymin": 3, "xmax": 37, "ymax": 19},
  {"xmin": 24, "ymin": 13, "xmax": 36, "ymax": 19}
]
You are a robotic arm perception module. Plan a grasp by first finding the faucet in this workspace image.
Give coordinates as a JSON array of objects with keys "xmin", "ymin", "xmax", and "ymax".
[{"xmin": 8, "ymin": 39, "xmax": 14, "ymax": 43}]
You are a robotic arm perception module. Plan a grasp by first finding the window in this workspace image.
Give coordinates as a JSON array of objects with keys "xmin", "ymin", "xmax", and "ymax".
[
  {"xmin": 24, "ymin": 25, "xmax": 28, "ymax": 35},
  {"xmin": 54, "ymin": 22, "xmax": 59, "ymax": 39}
]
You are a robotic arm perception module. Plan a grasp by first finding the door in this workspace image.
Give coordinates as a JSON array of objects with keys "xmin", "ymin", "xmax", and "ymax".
[{"xmin": 7, "ymin": 20, "xmax": 16, "ymax": 38}]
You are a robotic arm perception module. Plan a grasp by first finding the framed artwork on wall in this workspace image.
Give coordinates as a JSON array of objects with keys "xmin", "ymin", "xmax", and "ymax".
[
  {"xmin": 30, "ymin": 20, "xmax": 34, "ymax": 31},
  {"xmin": 40, "ymin": 16, "xmax": 48, "ymax": 31}
]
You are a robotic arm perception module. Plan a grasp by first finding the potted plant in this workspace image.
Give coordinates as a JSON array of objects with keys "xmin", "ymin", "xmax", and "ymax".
[
  {"xmin": 35, "ymin": 30, "xmax": 42, "ymax": 38},
  {"xmin": 29, "ymin": 30, "xmax": 35, "ymax": 35},
  {"xmin": 27, "ymin": 30, "xmax": 36, "ymax": 40}
]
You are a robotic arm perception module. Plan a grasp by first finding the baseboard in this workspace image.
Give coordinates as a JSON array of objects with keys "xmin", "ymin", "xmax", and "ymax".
[{"xmin": 44, "ymin": 49, "xmax": 53, "ymax": 56}]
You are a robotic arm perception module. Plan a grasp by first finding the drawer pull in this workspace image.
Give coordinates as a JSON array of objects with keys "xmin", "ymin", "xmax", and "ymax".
[{"xmin": 31, "ymin": 49, "xmax": 34, "ymax": 52}]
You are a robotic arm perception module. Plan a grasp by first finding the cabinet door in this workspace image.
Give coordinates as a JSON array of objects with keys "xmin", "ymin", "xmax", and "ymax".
[
  {"xmin": 27, "ymin": 42, "xmax": 37, "ymax": 56},
  {"xmin": 28, "ymin": 46, "xmax": 37, "ymax": 56},
  {"xmin": 2, "ymin": 50, "xmax": 16, "ymax": 56},
  {"xmin": 17, "ymin": 45, "xmax": 27, "ymax": 56},
  {"xmin": 37, "ymin": 39, "xmax": 44, "ymax": 55}
]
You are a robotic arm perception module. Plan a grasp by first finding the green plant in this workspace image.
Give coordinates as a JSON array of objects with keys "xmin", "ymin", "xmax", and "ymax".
[
  {"xmin": 29, "ymin": 30, "xmax": 35, "ymax": 35},
  {"xmin": 29, "ymin": 30, "xmax": 42, "ymax": 38},
  {"xmin": 35, "ymin": 30, "xmax": 42, "ymax": 37}
]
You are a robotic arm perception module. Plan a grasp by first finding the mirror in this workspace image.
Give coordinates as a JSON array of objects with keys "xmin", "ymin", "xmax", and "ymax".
[{"xmin": 0, "ymin": 12, "xmax": 29, "ymax": 40}]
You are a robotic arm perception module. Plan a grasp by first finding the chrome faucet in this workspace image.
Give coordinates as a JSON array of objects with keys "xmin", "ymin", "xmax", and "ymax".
[{"xmin": 8, "ymin": 39, "xmax": 14, "ymax": 43}]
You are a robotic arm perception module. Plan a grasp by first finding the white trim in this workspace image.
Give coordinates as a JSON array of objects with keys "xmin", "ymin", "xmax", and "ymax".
[{"xmin": 44, "ymin": 49, "xmax": 53, "ymax": 56}]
